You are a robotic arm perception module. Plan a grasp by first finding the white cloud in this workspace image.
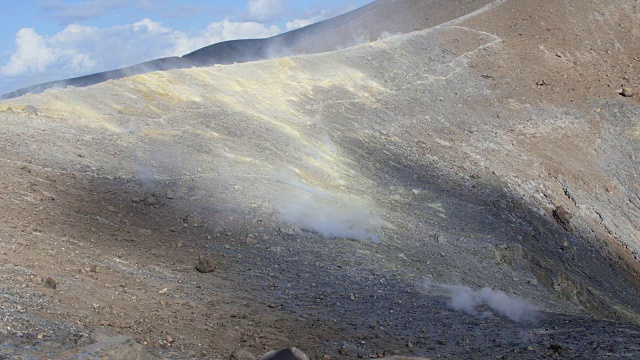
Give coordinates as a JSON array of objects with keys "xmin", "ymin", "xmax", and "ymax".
[
  {"xmin": 132, "ymin": 18, "xmax": 172, "ymax": 34},
  {"xmin": 1, "ymin": 28, "xmax": 54, "ymax": 76},
  {"xmin": 284, "ymin": 5, "xmax": 360, "ymax": 32},
  {"xmin": 1, "ymin": 18, "xmax": 282, "ymax": 79},
  {"xmin": 1, "ymin": 27, "xmax": 97, "ymax": 77},
  {"xmin": 285, "ymin": 13, "xmax": 325, "ymax": 31},
  {"xmin": 247, "ymin": 0, "xmax": 285, "ymax": 21},
  {"xmin": 171, "ymin": 19, "xmax": 281, "ymax": 56}
]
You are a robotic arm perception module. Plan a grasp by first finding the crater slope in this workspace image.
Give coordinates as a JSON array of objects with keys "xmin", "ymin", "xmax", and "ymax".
[
  {"xmin": 0, "ymin": 0, "xmax": 639, "ymax": 358},
  {"xmin": 1, "ymin": 0, "xmax": 494, "ymax": 99}
]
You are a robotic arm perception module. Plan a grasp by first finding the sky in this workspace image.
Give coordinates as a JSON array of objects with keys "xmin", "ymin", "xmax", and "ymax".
[{"xmin": 0, "ymin": 0, "xmax": 371, "ymax": 95}]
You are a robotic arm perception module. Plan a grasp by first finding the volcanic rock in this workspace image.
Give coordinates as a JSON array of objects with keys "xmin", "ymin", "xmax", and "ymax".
[
  {"xmin": 553, "ymin": 205, "xmax": 573, "ymax": 229},
  {"xmin": 44, "ymin": 277, "xmax": 57, "ymax": 289},
  {"xmin": 195, "ymin": 255, "xmax": 216, "ymax": 273},
  {"xmin": 260, "ymin": 348, "xmax": 309, "ymax": 360},
  {"xmin": 23, "ymin": 105, "xmax": 38, "ymax": 115},
  {"xmin": 621, "ymin": 87, "xmax": 635, "ymax": 97}
]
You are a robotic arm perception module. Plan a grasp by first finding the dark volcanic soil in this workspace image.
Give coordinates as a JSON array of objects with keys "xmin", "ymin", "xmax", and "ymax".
[{"xmin": 1, "ymin": 144, "xmax": 639, "ymax": 359}]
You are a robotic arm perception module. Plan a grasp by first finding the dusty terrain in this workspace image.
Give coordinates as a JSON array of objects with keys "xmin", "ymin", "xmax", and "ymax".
[{"xmin": 1, "ymin": 0, "xmax": 640, "ymax": 359}]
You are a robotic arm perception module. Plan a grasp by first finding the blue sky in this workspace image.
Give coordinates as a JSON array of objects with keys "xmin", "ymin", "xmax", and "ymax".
[{"xmin": 0, "ymin": 0, "xmax": 371, "ymax": 94}]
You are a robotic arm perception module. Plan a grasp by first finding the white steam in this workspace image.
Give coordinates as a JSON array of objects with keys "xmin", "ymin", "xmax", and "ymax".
[
  {"xmin": 378, "ymin": 31, "xmax": 400, "ymax": 40},
  {"xmin": 276, "ymin": 180, "xmax": 383, "ymax": 242},
  {"xmin": 132, "ymin": 151, "xmax": 157, "ymax": 193},
  {"xmin": 425, "ymin": 280, "xmax": 538, "ymax": 322}
]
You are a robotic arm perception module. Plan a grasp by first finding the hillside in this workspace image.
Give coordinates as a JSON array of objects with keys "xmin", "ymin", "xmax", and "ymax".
[
  {"xmin": 0, "ymin": 0, "xmax": 639, "ymax": 358},
  {"xmin": 1, "ymin": 0, "xmax": 493, "ymax": 99}
]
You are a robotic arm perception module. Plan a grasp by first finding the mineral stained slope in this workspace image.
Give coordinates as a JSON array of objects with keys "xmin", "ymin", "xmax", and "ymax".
[
  {"xmin": 0, "ymin": 0, "xmax": 639, "ymax": 358},
  {"xmin": 1, "ymin": 0, "xmax": 495, "ymax": 99}
]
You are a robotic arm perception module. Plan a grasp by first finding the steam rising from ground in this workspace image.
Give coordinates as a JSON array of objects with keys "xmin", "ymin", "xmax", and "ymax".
[
  {"xmin": 277, "ymin": 180, "xmax": 383, "ymax": 242},
  {"xmin": 131, "ymin": 143, "xmax": 384, "ymax": 243},
  {"xmin": 425, "ymin": 280, "xmax": 538, "ymax": 322}
]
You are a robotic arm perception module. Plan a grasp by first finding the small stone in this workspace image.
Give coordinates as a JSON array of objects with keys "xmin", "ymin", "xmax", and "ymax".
[
  {"xmin": 230, "ymin": 348, "xmax": 256, "ymax": 360},
  {"xmin": 553, "ymin": 205, "xmax": 573, "ymax": 229},
  {"xmin": 278, "ymin": 226, "xmax": 298, "ymax": 235},
  {"xmin": 165, "ymin": 335, "xmax": 173, "ymax": 343},
  {"xmin": 23, "ymin": 105, "xmax": 38, "ymax": 115},
  {"xmin": 183, "ymin": 213, "xmax": 203, "ymax": 227},
  {"xmin": 621, "ymin": 87, "xmax": 635, "ymax": 97},
  {"xmin": 143, "ymin": 194, "xmax": 159, "ymax": 206},
  {"xmin": 44, "ymin": 277, "xmax": 57, "ymax": 289},
  {"xmin": 339, "ymin": 347, "xmax": 349, "ymax": 356},
  {"xmin": 549, "ymin": 344, "xmax": 565, "ymax": 354},
  {"xmin": 195, "ymin": 255, "xmax": 216, "ymax": 273},
  {"xmin": 261, "ymin": 348, "xmax": 309, "ymax": 360}
]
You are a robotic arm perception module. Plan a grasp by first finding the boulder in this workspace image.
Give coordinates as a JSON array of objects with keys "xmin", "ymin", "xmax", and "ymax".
[
  {"xmin": 195, "ymin": 255, "xmax": 216, "ymax": 273},
  {"xmin": 260, "ymin": 348, "xmax": 309, "ymax": 360}
]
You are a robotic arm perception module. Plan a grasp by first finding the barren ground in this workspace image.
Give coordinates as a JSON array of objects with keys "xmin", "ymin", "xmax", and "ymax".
[{"xmin": 1, "ymin": 0, "xmax": 639, "ymax": 359}]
